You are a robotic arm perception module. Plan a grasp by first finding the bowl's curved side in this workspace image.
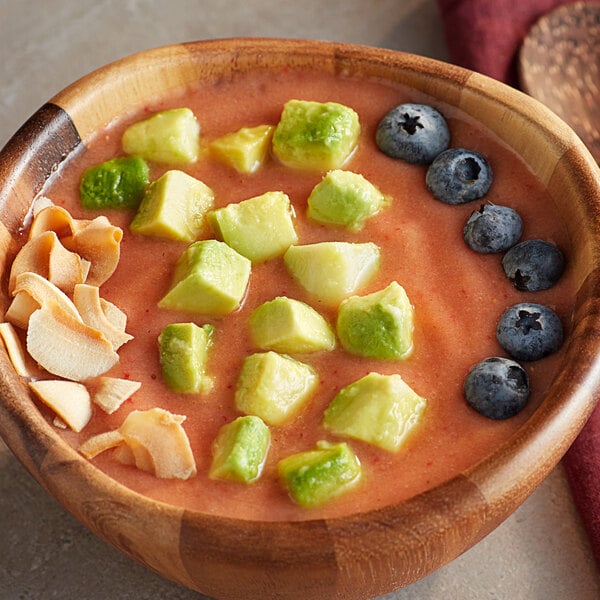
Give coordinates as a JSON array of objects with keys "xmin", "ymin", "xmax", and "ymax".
[{"xmin": 1, "ymin": 38, "xmax": 600, "ymax": 600}]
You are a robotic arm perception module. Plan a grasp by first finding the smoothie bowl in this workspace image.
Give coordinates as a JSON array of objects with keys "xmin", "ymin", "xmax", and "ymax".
[{"xmin": 0, "ymin": 38, "xmax": 600, "ymax": 600}]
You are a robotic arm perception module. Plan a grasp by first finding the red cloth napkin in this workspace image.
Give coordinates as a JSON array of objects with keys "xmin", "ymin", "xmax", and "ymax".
[{"xmin": 436, "ymin": 0, "xmax": 600, "ymax": 567}]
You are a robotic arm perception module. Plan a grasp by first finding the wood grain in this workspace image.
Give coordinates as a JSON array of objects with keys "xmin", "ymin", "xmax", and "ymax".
[
  {"xmin": 1, "ymin": 39, "xmax": 600, "ymax": 599},
  {"xmin": 519, "ymin": 1, "xmax": 600, "ymax": 162}
]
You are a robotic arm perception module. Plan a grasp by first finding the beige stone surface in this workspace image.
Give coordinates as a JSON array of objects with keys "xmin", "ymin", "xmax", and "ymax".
[{"xmin": 1, "ymin": 1, "xmax": 599, "ymax": 598}]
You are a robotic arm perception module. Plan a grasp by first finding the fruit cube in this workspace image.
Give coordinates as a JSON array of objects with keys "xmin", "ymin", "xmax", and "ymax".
[
  {"xmin": 158, "ymin": 240, "xmax": 251, "ymax": 316},
  {"xmin": 249, "ymin": 296, "xmax": 336, "ymax": 353},
  {"xmin": 158, "ymin": 322, "xmax": 214, "ymax": 394},
  {"xmin": 122, "ymin": 107, "xmax": 200, "ymax": 164},
  {"xmin": 208, "ymin": 191, "xmax": 298, "ymax": 262},
  {"xmin": 130, "ymin": 170, "xmax": 214, "ymax": 242},
  {"xmin": 209, "ymin": 415, "xmax": 271, "ymax": 483},
  {"xmin": 210, "ymin": 124, "xmax": 274, "ymax": 173},
  {"xmin": 323, "ymin": 372, "xmax": 426, "ymax": 452},
  {"xmin": 272, "ymin": 100, "xmax": 360, "ymax": 170},
  {"xmin": 283, "ymin": 241, "xmax": 380, "ymax": 305},
  {"xmin": 336, "ymin": 281, "xmax": 414, "ymax": 360},
  {"xmin": 278, "ymin": 441, "xmax": 362, "ymax": 507},
  {"xmin": 79, "ymin": 156, "xmax": 149, "ymax": 210},
  {"xmin": 235, "ymin": 351, "xmax": 318, "ymax": 426},
  {"xmin": 307, "ymin": 169, "xmax": 388, "ymax": 231}
]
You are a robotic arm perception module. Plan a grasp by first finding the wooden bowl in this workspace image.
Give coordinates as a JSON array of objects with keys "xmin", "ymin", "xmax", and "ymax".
[{"xmin": 1, "ymin": 38, "xmax": 600, "ymax": 600}]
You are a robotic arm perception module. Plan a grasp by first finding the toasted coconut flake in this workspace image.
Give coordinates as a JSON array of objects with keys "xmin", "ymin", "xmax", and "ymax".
[
  {"xmin": 100, "ymin": 298, "xmax": 128, "ymax": 331},
  {"xmin": 63, "ymin": 216, "xmax": 123, "ymax": 286},
  {"xmin": 119, "ymin": 408, "xmax": 197, "ymax": 479},
  {"xmin": 9, "ymin": 231, "xmax": 53, "ymax": 292},
  {"xmin": 29, "ymin": 379, "xmax": 92, "ymax": 432},
  {"xmin": 113, "ymin": 442, "xmax": 136, "ymax": 465},
  {"xmin": 13, "ymin": 271, "xmax": 82, "ymax": 323},
  {"xmin": 90, "ymin": 376, "xmax": 141, "ymax": 414},
  {"xmin": 79, "ymin": 430, "xmax": 125, "ymax": 459},
  {"xmin": 0, "ymin": 322, "xmax": 33, "ymax": 377},
  {"xmin": 5, "ymin": 291, "xmax": 42, "ymax": 330},
  {"xmin": 27, "ymin": 303, "xmax": 119, "ymax": 381},
  {"xmin": 29, "ymin": 204, "xmax": 80, "ymax": 240},
  {"xmin": 73, "ymin": 284, "xmax": 133, "ymax": 350}
]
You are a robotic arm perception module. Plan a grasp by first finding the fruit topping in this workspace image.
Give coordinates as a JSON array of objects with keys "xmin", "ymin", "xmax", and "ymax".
[
  {"xmin": 122, "ymin": 107, "xmax": 200, "ymax": 164},
  {"xmin": 249, "ymin": 296, "xmax": 336, "ymax": 353},
  {"xmin": 463, "ymin": 204, "xmax": 523, "ymax": 253},
  {"xmin": 272, "ymin": 100, "xmax": 360, "ymax": 170},
  {"xmin": 209, "ymin": 415, "xmax": 271, "ymax": 483},
  {"xmin": 496, "ymin": 302, "xmax": 564, "ymax": 361},
  {"xmin": 323, "ymin": 372, "xmax": 426, "ymax": 452},
  {"xmin": 307, "ymin": 169, "xmax": 389, "ymax": 231},
  {"xmin": 375, "ymin": 103, "xmax": 450, "ymax": 164},
  {"xmin": 208, "ymin": 191, "xmax": 298, "ymax": 262},
  {"xmin": 158, "ymin": 240, "xmax": 251, "ymax": 316},
  {"xmin": 463, "ymin": 357, "xmax": 530, "ymax": 419},
  {"xmin": 159, "ymin": 322, "xmax": 215, "ymax": 394},
  {"xmin": 130, "ymin": 170, "xmax": 214, "ymax": 242},
  {"xmin": 209, "ymin": 124, "xmax": 275, "ymax": 173},
  {"xmin": 283, "ymin": 241, "xmax": 380, "ymax": 305},
  {"xmin": 278, "ymin": 440, "xmax": 362, "ymax": 507},
  {"xmin": 426, "ymin": 148, "xmax": 493, "ymax": 205},
  {"xmin": 336, "ymin": 281, "xmax": 414, "ymax": 360},
  {"xmin": 79, "ymin": 156, "xmax": 150, "ymax": 210},
  {"xmin": 502, "ymin": 239, "xmax": 565, "ymax": 291},
  {"xmin": 234, "ymin": 351, "xmax": 318, "ymax": 426}
]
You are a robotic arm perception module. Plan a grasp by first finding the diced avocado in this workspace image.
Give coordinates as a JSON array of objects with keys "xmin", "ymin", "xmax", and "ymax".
[
  {"xmin": 249, "ymin": 296, "xmax": 336, "ymax": 353},
  {"xmin": 272, "ymin": 100, "xmax": 360, "ymax": 170},
  {"xmin": 130, "ymin": 170, "xmax": 214, "ymax": 242},
  {"xmin": 208, "ymin": 191, "xmax": 298, "ymax": 262},
  {"xmin": 79, "ymin": 156, "xmax": 149, "ymax": 210},
  {"xmin": 209, "ymin": 415, "xmax": 271, "ymax": 483},
  {"xmin": 323, "ymin": 372, "xmax": 426, "ymax": 452},
  {"xmin": 283, "ymin": 241, "xmax": 380, "ymax": 305},
  {"xmin": 307, "ymin": 169, "xmax": 389, "ymax": 231},
  {"xmin": 122, "ymin": 107, "xmax": 200, "ymax": 164},
  {"xmin": 210, "ymin": 124, "xmax": 275, "ymax": 173},
  {"xmin": 158, "ymin": 240, "xmax": 251, "ymax": 316},
  {"xmin": 278, "ymin": 440, "xmax": 362, "ymax": 507},
  {"xmin": 336, "ymin": 281, "xmax": 414, "ymax": 360},
  {"xmin": 235, "ymin": 351, "xmax": 318, "ymax": 426},
  {"xmin": 158, "ymin": 322, "xmax": 214, "ymax": 394}
]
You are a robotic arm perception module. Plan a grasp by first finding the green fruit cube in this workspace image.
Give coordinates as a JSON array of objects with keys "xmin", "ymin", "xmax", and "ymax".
[
  {"xmin": 158, "ymin": 322, "xmax": 214, "ymax": 394},
  {"xmin": 283, "ymin": 241, "xmax": 380, "ymax": 305},
  {"xmin": 79, "ymin": 156, "xmax": 149, "ymax": 210},
  {"xmin": 209, "ymin": 415, "xmax": 271, "ymax": 483},
  {"xmin": 235, "ymin": 351, "xmax": 318, "ymax": 425},
  {"xmin": 278, "ymin": 441, "xmax": 362, "ymax": 507},
  {"xmin": 208, "ymin": 191, "xmax": 298, "ymax": 262},
  {"xmin": 323, "ymin": 372, "xmax": 426, "ymax": 452},
  {"xmin": 249, "ymin": 296, "xmax": 336, "ymax": 353},
  {"xmin": 158, "ymin": 240, "xmax": 251, "ymax": 316},
  {"xmin": 307, "ymin": 169, "xmax": 389, "ymax": 231},
  {"xmin": 336, "ymin": 281, "xmax": 414, "ymax": 360},
  {"xmin": 122, "ymin": 107, "xmax": 200, "ymax": 164},
  {"xmin": 130, "ymin": 170, "xmax": 214, "ymax": 242},
  {"xmin": 210, "ymin": 124, "xmax": 274, "ymax": 173},
  {"xmin": 272, "ymin": 100, "xmax": 360, "ymax": 171}
]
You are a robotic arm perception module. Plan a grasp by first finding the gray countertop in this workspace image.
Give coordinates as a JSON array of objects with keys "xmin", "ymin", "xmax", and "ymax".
[{"xmin": 1, "ymin": 1, "xmax": 599, "ymax": 598}]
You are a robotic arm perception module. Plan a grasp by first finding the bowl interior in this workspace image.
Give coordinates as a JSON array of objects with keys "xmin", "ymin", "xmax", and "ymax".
[{"xmin": 1, "ymin": 39, "xmax": 600, "ymax": 600}]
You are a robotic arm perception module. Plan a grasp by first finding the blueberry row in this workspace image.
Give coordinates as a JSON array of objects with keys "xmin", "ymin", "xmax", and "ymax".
[{"xmin": 375, "ymin": 103, "xmax": 566, "ymax": 420}]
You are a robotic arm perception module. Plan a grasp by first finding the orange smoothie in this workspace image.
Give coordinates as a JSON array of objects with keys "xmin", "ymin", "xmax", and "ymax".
[{"xmin": 35, "ymin": 68, "xmax": 575, "ymax": 521}]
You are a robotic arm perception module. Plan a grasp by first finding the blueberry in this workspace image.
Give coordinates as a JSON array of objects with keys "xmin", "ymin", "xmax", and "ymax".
[
  {"xmin": 502, "ymin": 239, "xmax": 565, "ymax": 291},
  {"xmin": 464, "ymin": 357, "xmax": 530, "ymax": 419},
  {"xmin": 375, "ymin": 103, "xmax": 450, "ymax": 164},
  {"xmin": 463, "ymin": 204, "xmax": 523, "ymax": 253},
  {"xmin": 426, "ymin": 148, "xmax": 493, "ymax": 205},
  {"xmin": 496, "ymin": 302, "xmax": 564, "ymax": 361}
]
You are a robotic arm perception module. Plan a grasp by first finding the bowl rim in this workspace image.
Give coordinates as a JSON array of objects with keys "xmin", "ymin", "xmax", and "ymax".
[{"xmin": 1, "ymin": 37, "xmax": 600, "ymax": 598}]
